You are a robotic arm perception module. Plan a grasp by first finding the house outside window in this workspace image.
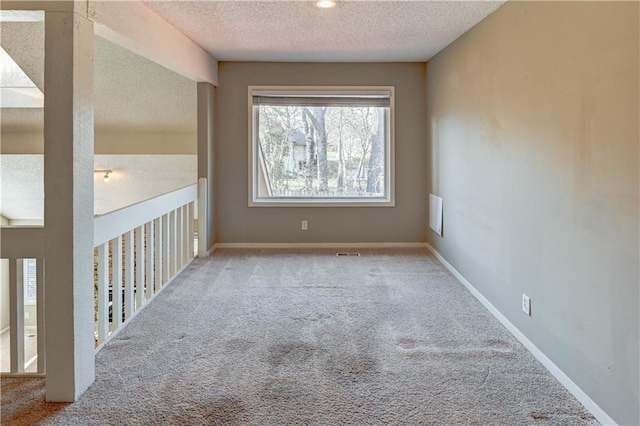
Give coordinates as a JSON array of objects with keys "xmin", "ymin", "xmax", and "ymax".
[{"xmin": 249, "ymin": 86, "xmax": 395, "ymax": 207}]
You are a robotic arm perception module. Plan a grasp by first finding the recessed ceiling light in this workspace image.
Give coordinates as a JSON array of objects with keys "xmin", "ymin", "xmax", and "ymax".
[{"xmin": 315, "ymin": 0, "xmax": 336, "ymax": 9}]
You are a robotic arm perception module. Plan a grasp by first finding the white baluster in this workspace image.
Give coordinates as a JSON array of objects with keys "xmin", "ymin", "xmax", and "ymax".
[
  {"xmin": 124, "ymin": 231, "xmax": 135, "ymax": 320},
  {"xmin": 9, "ymin": 259, "xmax": 25, "ymax": 373},
  {"xmin": 112, "ymin": 235, "xmax": 123, "ymax": 328},
  {"xmin": 176, "ymin": 207, "xmax": 183, "ymax": 270},
  {"xmin": 170, "ymin": 210, "xmax": 177, "ymax": 278},
  {"xmin": 186, "ymin": 203, "xmax": 191, "ymax": 260},
  {"xmin": 135, "ymin": 226, "xmax": 145, "ymax": 310},
  {"xmin": 145, "ymin": 222, "xmax": 154, "ymax": 300},
  {"xmin": 162, "ymin": 214, "xmax": 169, "ymax": 285},
  {"xmin": 36, "ymin": 258, "xmax": 45, "ymax": 373},
  {"xmin": 97, "ymin": 243, "xmax": 109, "ymax": 344},
  {"xmin": 154, "ymin": 218, "xmax": 162, "ymax": 292},
  {"xmin": 182, "ymin": 204, "xmax": 189, "ymax": 264}
]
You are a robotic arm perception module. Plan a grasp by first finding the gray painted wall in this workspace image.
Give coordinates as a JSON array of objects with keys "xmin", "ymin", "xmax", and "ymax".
[
  {"xmin": 215, "ymin": 62, "xmax": 427, "ymax": 243},
  {"xmin": 426, "ymin": 2, "xmax": 639, "ymax": 424}
]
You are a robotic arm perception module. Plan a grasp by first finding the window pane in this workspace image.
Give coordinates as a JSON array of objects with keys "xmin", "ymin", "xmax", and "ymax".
[
  {"xmin": 23, "ymin": 259, "xmax": 36, "ymax": 304},
  {"xmin": 256, "ymin": 105, "xmax": 387, "ymax": 199}
]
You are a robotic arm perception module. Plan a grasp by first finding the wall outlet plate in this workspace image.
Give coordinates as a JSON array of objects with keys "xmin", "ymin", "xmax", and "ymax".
[
  {"xmin": 522, "ymin": 294, "xmax": 531, "ymax": 316},
  {"xmin": 301, "ymin": 220, "xmax": 308, "ymax": 230}
]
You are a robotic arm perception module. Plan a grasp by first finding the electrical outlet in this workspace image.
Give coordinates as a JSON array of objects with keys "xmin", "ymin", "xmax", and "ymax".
[
  {"xmin": 522, "ymin": 294, "xmax": 531, "ymax": 316},
  {"xmin": 25, "ymin": 312, "xmax": 29, "ymax": 320},
  {"xmin": 301, "ymin": 220, "xmax": 308, "ymax": 231}
]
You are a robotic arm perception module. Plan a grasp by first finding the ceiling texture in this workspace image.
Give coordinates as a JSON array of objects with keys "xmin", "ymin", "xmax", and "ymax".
[
  {"xmin": 144, "ymin": 0, "xmax": 504, "ymax": 62},
  {"xmin": 1, "ymin": 0, "xmax": 504, "ymax": 220},
  {"xmin": 0, "ymin": 21, "xmax": 197, "ymax": 132}
]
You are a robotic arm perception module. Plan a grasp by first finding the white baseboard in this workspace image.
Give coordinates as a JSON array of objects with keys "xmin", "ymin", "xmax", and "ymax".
[
  {"xmin": 213, "ymin": 242, "xmax": 429, "ymax": 250},
  {"xmin": 196, "ymin": 247, "xmax": 216, "ymax": 257},
  {"xmin": 425, "ymin": 243, "xmax": 616, "ymax": 426}
]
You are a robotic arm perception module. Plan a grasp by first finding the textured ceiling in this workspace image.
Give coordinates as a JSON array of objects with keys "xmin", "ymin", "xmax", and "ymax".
[
  {"xmin": 0, "ymin": 21, "xmax": 43, "ymax": 90},
  {"xmin": 0, "ymin": 22, "xmax": 196, "ymax": 132},
  {"xmin": 93, "ymin": 36, "xmax": 196, "ymax": 131},
  {"xmin": 0, "ymin": 155, "xmax": 197, "ymax": 220},
  {"xmin": 144, "ymin": 0, "xmax": 505, "ymax": 62}
]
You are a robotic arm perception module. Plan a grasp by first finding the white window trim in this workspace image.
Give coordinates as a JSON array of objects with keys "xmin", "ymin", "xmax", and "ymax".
[{"xmin": 247, "ymin": 85, "xmax": 395, "ymax": 208}]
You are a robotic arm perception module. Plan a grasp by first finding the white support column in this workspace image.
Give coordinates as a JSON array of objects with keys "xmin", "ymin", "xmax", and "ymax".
[
  {"xmin": 112, "ymin": 236, "xmax": 123, "ymax": 328},
  {"xmin": 197, "ymin": 83, "xmax": 215, "ymax": 256},
  {"xmin": 9, "ymin": 259, "xmax": 25, "ymax": 373},
  {"xmin": 43, "ymin": 8, "xmax": 95, "ymax": 401},
  {"xmin": 162, "ymin": 214, "xmax": 169, "ymax": 285},
  {"xmin": 154, "ymin": 218, "xmax": 162, "ymax": 292},
  {"xmin": 36, "ymin": 258, "xmax": 45, "ymax": 373},
  {"xmin": 145, "ymin": 222, "xmax": 154, "ymax": 299},
  {"xmin": 124, "ymin": 231, "xmax": 135, "ymax": 320},
  {"xmin": 96, "ymin": 243, "xmax": 109, "ymax": 345},
  {"xmin": 134, "ymin": 226, "xmax": 145, "ymax": 310}
]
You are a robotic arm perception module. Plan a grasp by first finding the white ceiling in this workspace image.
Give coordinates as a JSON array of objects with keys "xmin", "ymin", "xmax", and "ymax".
[
  {"xmin": 0, "ymin": 155, "xmax": 197, "ymax": 220},
  {"xmin": 0, "ymin": 22, "xmax": 196, "ymax": 132},
  {"xmin": 144, "ymin": 0, "xmax": 504, "ymax": 62}
]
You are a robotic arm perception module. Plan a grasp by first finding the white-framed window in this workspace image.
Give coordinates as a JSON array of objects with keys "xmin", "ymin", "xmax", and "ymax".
[
  {"xmin": 248, "ymin": 86, "xmax": 395, "ymax": 207},
  {"xmin": 23, "ymin": 258, "xmax": 37, "ymax": 305}
]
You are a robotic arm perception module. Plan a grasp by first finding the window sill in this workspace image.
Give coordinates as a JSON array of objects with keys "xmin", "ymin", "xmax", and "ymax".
[{"xmin": 249, "ymin": 197, "xmax": 395, "ymax": 208}]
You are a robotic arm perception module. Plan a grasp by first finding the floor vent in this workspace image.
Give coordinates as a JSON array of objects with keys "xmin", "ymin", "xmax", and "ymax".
[{"xmin": 336, "ymin": 252, "xmax": 361, "ymax": 257}]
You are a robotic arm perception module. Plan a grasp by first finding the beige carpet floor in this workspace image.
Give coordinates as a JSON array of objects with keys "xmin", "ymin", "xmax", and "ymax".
[{"xmin": 1, "ymin": 249, "xmax": 597, "ymax": 425}]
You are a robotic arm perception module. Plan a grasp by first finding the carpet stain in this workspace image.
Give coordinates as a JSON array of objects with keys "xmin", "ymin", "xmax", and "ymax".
[
  {"xmin": 290, "ymin": 313, "xmax": 330, "ymax": 322},
  {"xmin": 326, "ymin": 353, "xmax": 379, "ymax": 383},
  {"xmin": 174, "ymin": 395, "xmax": 248, "ymax": 425},
  {"xmin": 268, "ymin": 341, "xmax": 316, "ymax": 367},
  {"xmin": 530, "ymin": 412, "xmax": 551, "ymax": 421}
]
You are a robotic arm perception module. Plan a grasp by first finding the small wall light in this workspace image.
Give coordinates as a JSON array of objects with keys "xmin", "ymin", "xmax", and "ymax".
[{"xmin": 94, "ymin": 169, "xmax": 113, "ymax": 183}]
